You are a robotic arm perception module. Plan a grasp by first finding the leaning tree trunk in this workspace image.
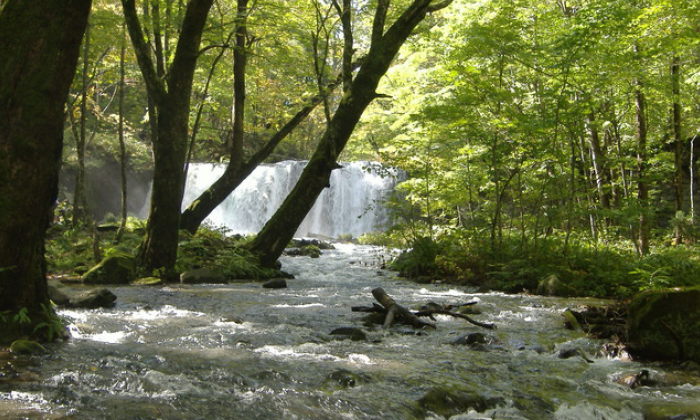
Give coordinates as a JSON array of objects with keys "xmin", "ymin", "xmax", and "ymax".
[
  {"xmin": 0, "ymin": 0, "xmax": 91, "ymax": 341},
  {"xmin": 249, "ymin": 0, "xmax": 453, "ymax": 267}
]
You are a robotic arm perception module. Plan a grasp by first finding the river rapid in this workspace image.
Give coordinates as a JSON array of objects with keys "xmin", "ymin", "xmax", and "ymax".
[{"xmin": 2, "ymin": 244, "xmax": 699, "ymax": 420}]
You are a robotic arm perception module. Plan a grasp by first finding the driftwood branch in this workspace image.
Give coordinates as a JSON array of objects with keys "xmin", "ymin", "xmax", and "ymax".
[
  {"xmin": 371, "ymin": 287, "xmax": 436, "ymax": 329},
  {"xmin": 416, "ymin": 303, "xmax": 495, "ymax": 330},
  {"xmin": 352, "ymin": 288, "xmax": 495, "ymax": 330}
]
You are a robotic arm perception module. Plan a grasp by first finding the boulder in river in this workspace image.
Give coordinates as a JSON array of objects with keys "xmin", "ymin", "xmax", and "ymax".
[
  {"xmin": 82, "ymin": 253, "xmax": 135, "ymax": 285},
  {"xmin": 69, "ymin": 288, "xmax": 117, "ymax": 309},
  {"xmin": 627, "ymin": 286, "xmax": 700, "ymax": 364},
  {"xmin": 416, "ymin": 387, "xmax": 504, "ymax": 418},
  {"xmin": 262, "ymin": 279, "xmax": 287, "ymax": 289}
]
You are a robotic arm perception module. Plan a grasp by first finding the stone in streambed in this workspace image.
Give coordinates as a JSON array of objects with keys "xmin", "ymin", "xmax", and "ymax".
[{"xmin": 262, "ymin": 279, "xmax": 287, "ymax": 289}]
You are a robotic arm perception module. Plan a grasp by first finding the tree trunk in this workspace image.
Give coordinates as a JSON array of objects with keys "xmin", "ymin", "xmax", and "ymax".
[
  {"xmin": 73, "ymin": 20, "xmax": 91, "ymax": 226},
  {"xmin": 671, "ymin": 56, "xmax": 684, "ymax": 244},
  {"xmin": 586, "ymin": 110, "xmax": 611, "ymax": 210},
  {"xmin": 635, "ymin": 47, "xmax": 650, "ymax": 256},
  {"xmin": 122, "ymin": 0, "xmax": 214, "ymax": 277},
  {"xmin": 249, "ymin": 0, "xmax": 453, "ymax": 267},
  {"xmin": 0, "ymin": 0, "xmax": 91, "ymax": 341},
  {"xmin": 117, "ymin": 21, "xmax": 128, "ymax": 241}
]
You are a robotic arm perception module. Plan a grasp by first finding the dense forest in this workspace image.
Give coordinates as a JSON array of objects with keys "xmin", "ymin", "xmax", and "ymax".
[{"xmin": 2, "ymin": 0, "xmax": 700, "ymax": 342}]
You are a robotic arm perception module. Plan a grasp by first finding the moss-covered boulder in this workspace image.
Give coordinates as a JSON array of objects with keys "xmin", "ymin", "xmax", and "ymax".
[
  {"xmin": 82, "ymin": 253, "xmax": 136, "ymax": 285},
  {"xmin": 536, "ymin": 274, "xmax": 577, "ymax": 297},
  {"xmin": 627, "ymin": 287, "xmax": 700, "ymax": 363},
  {"xmin": 10, "ymin": 340, "xmax": 47, "ymax": 355},
  {"xmin": 180, "ymin": 268, "xmax": 228, "ymax": 284}
]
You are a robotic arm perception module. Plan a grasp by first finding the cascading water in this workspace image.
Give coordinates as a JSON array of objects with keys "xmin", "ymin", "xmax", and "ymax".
[{"xmin": 181, "ymin": 161, "xmax": 400, "ymax": 238}]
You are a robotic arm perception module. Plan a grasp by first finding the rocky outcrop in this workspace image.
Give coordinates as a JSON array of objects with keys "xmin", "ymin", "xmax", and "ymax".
[
  {"xmin": 627, "ymin": 287, "xmax": 700, "ymax": 364},
  {"xmin": 82, "ymin": 253, "xmax": 136, "ymax": 285}
]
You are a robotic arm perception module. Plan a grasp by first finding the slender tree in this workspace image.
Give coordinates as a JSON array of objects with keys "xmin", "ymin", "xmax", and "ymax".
[{"xmin": 0, "ymin": 0, "xmax": 92, "ymax": 341}]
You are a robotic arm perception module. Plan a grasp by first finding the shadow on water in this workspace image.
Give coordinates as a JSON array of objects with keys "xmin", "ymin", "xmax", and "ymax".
[{"xmin": 2, "ymin": 244, "xmax": 700, "ymax": 419}]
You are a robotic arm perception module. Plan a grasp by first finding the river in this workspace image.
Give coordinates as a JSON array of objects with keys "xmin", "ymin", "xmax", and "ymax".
[{"xmin": 1, "ymin": 244, "xmax": 699, "ymax": 419}]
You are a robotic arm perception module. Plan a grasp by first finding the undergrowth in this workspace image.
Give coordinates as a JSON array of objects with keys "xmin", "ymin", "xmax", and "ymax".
[{"xmin": 382, "ymin": 228, "xmax": 700, "ymax": 298}]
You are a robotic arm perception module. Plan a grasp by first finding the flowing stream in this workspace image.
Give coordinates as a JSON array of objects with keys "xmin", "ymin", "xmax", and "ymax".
[{"xmin": 2, "ymin": 244, "xmax": 699, "ymax": 419}]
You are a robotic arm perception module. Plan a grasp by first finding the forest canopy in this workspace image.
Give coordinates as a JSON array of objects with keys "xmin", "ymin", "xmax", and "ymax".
[{"xmin": 14, "ymin": 0, "xmax": 700, "ymax": 299}]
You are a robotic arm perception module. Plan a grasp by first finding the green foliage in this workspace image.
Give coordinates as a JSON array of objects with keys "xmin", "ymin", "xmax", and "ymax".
[
  {"xmin": 32, "ymin": 303, "xmax": 66, "ymax": 342},
  {"xmin": 177, "ymin": 227, "xmax": 282, "ymax": 280},
  {"xmin": 0, "ymin": 303, "xmax": 65, "ymax": 343}
]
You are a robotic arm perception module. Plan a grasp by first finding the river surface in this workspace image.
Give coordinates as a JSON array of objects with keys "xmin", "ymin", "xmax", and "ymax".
[{"xmin": 2, "ymin": 244, "xmax": 699, "ymax": 420}]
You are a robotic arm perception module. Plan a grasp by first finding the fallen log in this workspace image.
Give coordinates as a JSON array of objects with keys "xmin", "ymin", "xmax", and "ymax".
[{"xmin": 371, "ymin": 287, "xmax": 436, "ymax": 330}]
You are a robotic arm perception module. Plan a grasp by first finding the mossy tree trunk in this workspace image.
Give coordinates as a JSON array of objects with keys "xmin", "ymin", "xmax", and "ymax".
[
  {"xmin": 249, "ymin": 0, "xmax": 453, "ymax": 267},
  {"xmin": 0, "ymin": 0, "xmax": 92, "ymax": 341}
]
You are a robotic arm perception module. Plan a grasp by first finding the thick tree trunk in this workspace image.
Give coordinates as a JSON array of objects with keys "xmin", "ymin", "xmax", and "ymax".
[
  {"xmin": 249, "ymin": 0, "xmax": 453, "ymax": 267},
  {"xmin": 122, "ymin": 0, "xmax": 214, "ymax": 277},
  {"xmin": 0, "ymin": 0, "xmax": 91, "ymax": 340}
]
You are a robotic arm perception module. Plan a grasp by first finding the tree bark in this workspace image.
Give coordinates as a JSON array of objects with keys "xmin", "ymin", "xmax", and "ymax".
[
  {"xmin": 671, "ymin": 56, "xmax": 684, "ymax": 244},
  {"xmin": 122, "ymin": 0, "xmax": 214, "ymax": 277},
  {"xmin": 0, "ymin": 0, "xmax": 91, "ymax": 340},
  {"xmin": 635, "ymin": 46, "xmax": 650, "ymax": 256},
  {"xmin": 586, "ymin": 110, "xmax": 611, "ymax": 210},
  {"xmin": 249, "ymin": 0, "xmax": 453, "ymax": 267}
]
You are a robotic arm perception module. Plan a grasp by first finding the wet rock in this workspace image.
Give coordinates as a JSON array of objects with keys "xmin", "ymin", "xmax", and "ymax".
[
  {"xmin": 9, "ymin": 340, "xmax": 46, "ymax": 355},
  {"xmin": 291, "ymin": 238, "xmax": 334, "ymax": 250},
  {"xmin": 262, "ymin": 279, "xmax": 287, "ymax": 289},
  {"xmin": 285, "ymin": 245, "xmax": 322, "ymax": 258},
  {"xmin": 180, "ymin": 268, "xmax": 228, "ymax": 284},
  {"xmin": 613, "ymin": 370, "xmax": 655, "ymax": 388},
  {"xmin": 69, "ymin": 288, "xmax": 117, "ymax": 309},
  {"xmin": 82, "ymin": 253, "xmax": 136, "ymax": 285},
  {"xmin": 47, "ymin": 284, "xmax": 71, "ymax": 306},
  {"xmin": 324, "ymin": 369, "xmax": 369, "ymax": 390},
  {"xmin": 329, "ymin": 327, "xmax": 367, "ymax": 341},
  {"xmin": 416, "ymin": 387, "xmax": 501, "ymax": 418},
  {"xmin": 627, "ymin": 286, "xmax": 700, "ymax": 363},
  {"xmin": 451, "ymin": 332, "xmax": 487, "ymax": 346},
  {"xmin": 536, "ymin": 274, "xmax": 577, "ymax": 297}
]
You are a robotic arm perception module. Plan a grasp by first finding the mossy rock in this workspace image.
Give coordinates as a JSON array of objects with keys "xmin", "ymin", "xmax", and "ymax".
[
  {"xmin": 132, "ymin": 277, "xmax": 163, "ymax": 286},
  {"xmin": 416, "ymin": 387, "xmax": 503, "ymax": 418},
  {"xmin": 10, "ymin": 340, "xmax": 47, "ymax": 355},
  {"xmin": 536, "ymin": 274, "xmax": 578, "ymax": 297},
  {"xmin": 180, "ymin": 268, "xmax": 228, "ymax": 284},
  {"xmin": 627, "ymin": 287, "xmax": 700, "ymax": 363},
  {"xmin": 82, "ymin": 253, "xmax": 136, "ymax": 285}
]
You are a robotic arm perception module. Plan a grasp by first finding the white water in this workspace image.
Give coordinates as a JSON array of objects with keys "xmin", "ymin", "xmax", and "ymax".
[
  {"xmin": 2, "ymin": 245, "xmax": 699, "ymax": 419},
  {"xmin": 181, "ymin": 161, "xmax": 399, "ymax": 238}
]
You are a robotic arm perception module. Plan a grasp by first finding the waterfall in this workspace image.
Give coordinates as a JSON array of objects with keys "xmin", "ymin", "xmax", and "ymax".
[{"xmin": 181, "ymin": 161, "xmax": 399, "ymax": 238}]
